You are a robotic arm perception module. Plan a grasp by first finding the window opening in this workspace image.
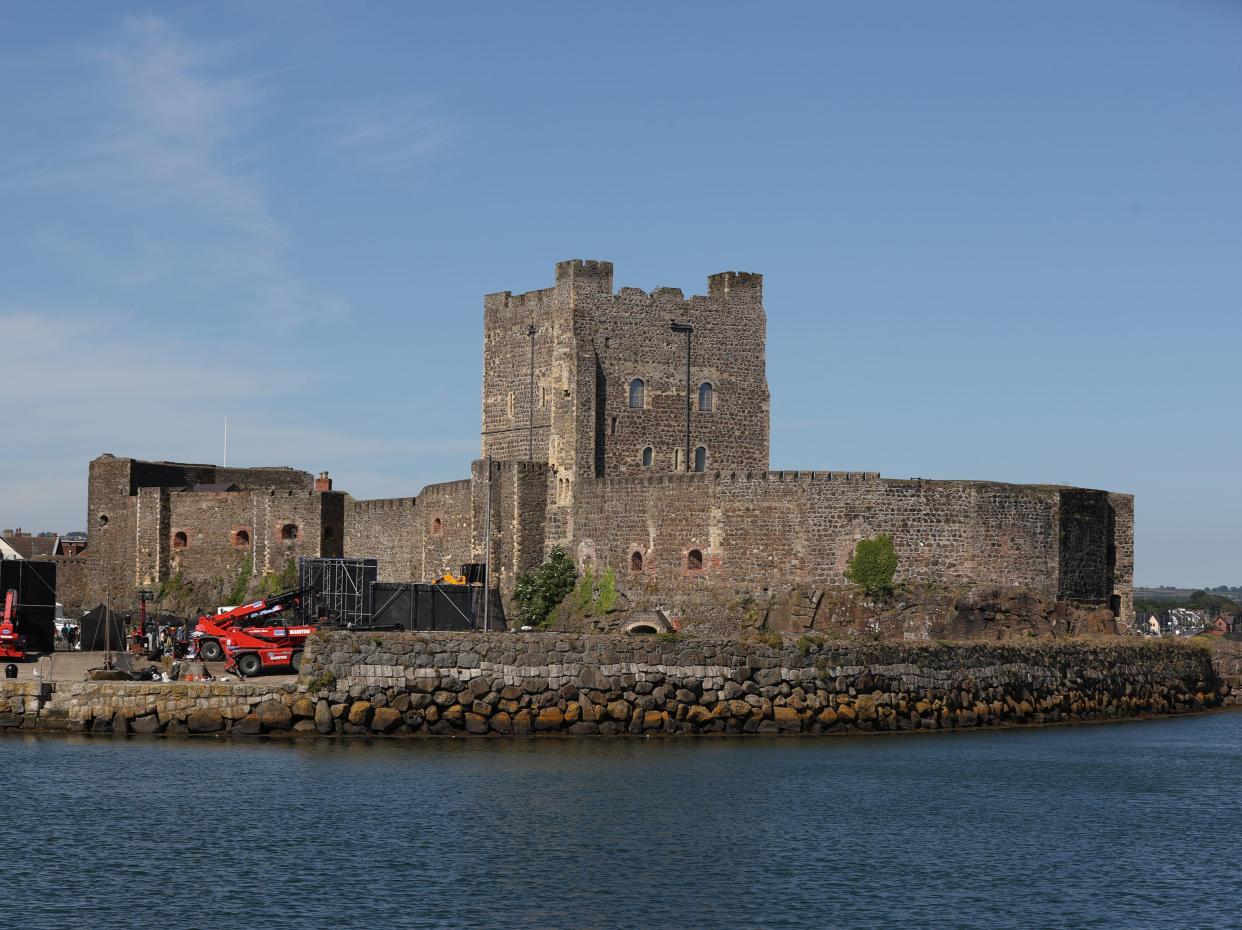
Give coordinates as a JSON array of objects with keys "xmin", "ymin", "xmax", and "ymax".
[
  {"xmin": 687, "ymin": 549, "xmax": 703, "ymax": 572},
  {"xmin": 694, "ymin": 446, "xmax": 707, "ymax": 472},
  {"xmin": 631, "ymin": 551, "xmax": 644, "ymax": 572},
  {"xmin": 628, "ymin": 378, "xmax": 645, "ymax": 408},
  {"xmin": 698, "ymin": 382, "xmax": 713, "ymax": 413},
  {"xmin": 642, "ymin": 447, "xmax": 653, "ymax": 467}
]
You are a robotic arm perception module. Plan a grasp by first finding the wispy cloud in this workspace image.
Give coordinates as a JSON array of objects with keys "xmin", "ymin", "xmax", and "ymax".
[
  {"xmin": 1, "ymin": 15, "xmax": 346, "ymax": 327},
  {"xmin": 0, "ymin": 15, "xmax": 464, "ymax": 532},
  {"xmin": 328, "ymin": 96, "xmax": 456, "ymax": 171}
]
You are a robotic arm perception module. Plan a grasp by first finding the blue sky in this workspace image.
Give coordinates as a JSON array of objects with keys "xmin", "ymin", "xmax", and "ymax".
[{"xmin": 1, "ymin": 2, "xmax": 1238, "ymax": 585}]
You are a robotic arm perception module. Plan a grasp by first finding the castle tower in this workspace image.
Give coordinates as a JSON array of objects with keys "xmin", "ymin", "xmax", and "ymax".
[
  {"xmin": 481, "ymin": 260, "xmax": 770, "ymax": 478},
  {"xmin": 480, "ymin": 260, "xmax": 770, "ymax": 546}
]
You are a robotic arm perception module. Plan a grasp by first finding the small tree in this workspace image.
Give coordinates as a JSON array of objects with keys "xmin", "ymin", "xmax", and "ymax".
[
  {"xmin": 845, "ymin": 534, "xmax": 898, "ymax": 597},
  {"xmin": 513, "ymin": 546, "xmax": 578, "ymax": 628}
]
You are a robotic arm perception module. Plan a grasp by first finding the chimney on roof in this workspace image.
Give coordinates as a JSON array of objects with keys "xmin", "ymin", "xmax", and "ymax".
[{"xmin": 314, "ymin": 472, "xmax": 333, "ymax": 492}]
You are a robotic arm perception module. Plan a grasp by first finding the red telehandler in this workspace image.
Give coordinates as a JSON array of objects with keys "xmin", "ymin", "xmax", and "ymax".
[
  {"xmin": 1, "ymin": 590, "xmax": 28, "ymax": 661},
  {"xmin": 193, "ymin": 587, "xmax": 315, "ymax": 676}
]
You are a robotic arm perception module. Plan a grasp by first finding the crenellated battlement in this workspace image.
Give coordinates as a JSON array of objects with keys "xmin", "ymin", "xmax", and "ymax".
[
  {"xmin": 351, "ymin": 497, "xmax": 417, "ymax": 512},
  {"xmin": 555, "ymin": 258, "xmax": 614, "ymax": 289},
  {"xmin": 707, "ymin": 270, "xmax": 763, "ymax": 300},
  {"xmin": 580, "ymin": 469, "xmax": 881, "ymax": 491}
]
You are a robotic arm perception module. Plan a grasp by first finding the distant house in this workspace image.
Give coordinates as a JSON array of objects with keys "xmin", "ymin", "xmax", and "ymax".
[
  {"xmin": 56, "ymin": 533, "xmax": 87, "ymax": 556},
  {"xmin": 0, "ymin": 529, "xmax": 59, "ymax": 560}
]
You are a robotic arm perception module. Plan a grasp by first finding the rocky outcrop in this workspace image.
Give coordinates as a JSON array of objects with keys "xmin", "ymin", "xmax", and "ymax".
[{"xmin": 760, "ymin": 585, "xmax": 1120, "ymax": 641}]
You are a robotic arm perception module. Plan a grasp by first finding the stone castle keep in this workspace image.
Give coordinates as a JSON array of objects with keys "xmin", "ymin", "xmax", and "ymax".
[{"xmin": 57, "ymin": 260, "xmax": 1135, "ymax": 628}]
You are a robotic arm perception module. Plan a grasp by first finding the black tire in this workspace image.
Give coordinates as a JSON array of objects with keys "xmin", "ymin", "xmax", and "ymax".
[
  {"xmin": 199, "ymin": 639, "xmax": 223, "ymax": 662},
  {"xmin": 290, "ymin": 650, "xmax": 303, "ymax": 673},
  {"xmin": 237, "ymin": 653, "xmax": 262, "ymax": 676}
]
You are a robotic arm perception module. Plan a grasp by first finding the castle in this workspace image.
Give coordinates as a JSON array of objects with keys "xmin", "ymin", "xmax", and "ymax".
[{"xmin": 55, "ymin": 260, "xmax": 1135, "ymax": 628}]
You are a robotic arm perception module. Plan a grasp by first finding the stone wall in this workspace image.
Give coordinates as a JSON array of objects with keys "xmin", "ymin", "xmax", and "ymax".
[
  {"xmin": 0, "ymin": 680, "xmax": 304, "ymax": 734},
  {"xmin": 1210, "ymin": 640, "xmax": 1242, "ymax": 705},
  {"xmin": 63, "ymin": 456, "xmax": 341, "ymax": 612},
  {"xmin": 292, "ymin": 633, "xmax": 1218, "ymax": 737},
  {"xmin": 566, "ymin": 472, "xmax": 1130, "ymax": 621},
  {"xmin": 1, "ymin": 634, "xmax": 1225, "ymax": 738},
  {"xmin": 344, "ymin": 497, "xmax": 418, "ymax": 581},
  {"xmin": 343, "ymin": 478, "xmax": 474, "ymax": 583}
]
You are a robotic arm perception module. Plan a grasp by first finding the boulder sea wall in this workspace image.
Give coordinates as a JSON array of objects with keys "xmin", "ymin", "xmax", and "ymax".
[{"xmin": 0, "ymin": 634, "xmax": 1226, "ymax": 738}]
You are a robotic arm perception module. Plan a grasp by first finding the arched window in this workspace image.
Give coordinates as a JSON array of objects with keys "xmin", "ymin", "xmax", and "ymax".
[
  {"xmin": 628, "ymin": 378, "xmax": 645, "ymax": 408},
  {"xmin": 698, "ymin": 382, "xmax": 713, "ymax": 413},
  {"xmin": 687, "ymin": 549, "xmax": 703, "ymax": 572},
  {"xmin": 280, "ymin": 523, "xmax": 298, "ymax": 541},
  {"xmin": 98, "ymin": 513, "xmax": 109, "ymax": 527},
  {"xmin": 631, "ymin": 551, "xmax": 644, "ymax": 572},
  {"xmin": 694, "ymin": 446, "xmax": 707, "ymax": 472},
  {"xmin": 232, "ymin": 529, "xmax": 250, "ymax": 547},
  {"xmin": 641, "ymin": 447, "xmax": 653, "ymax": 467},
  {"xmin": 172, "ymin": 531, "xmax": 188, "ymax": 549}
]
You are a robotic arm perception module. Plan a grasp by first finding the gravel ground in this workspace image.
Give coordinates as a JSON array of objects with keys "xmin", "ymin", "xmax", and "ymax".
[{"xmin": 3, "ymin": 647, "xmax": 297, "ymax": 685}]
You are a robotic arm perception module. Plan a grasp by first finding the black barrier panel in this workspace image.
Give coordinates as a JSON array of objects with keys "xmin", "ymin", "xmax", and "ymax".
[
  {"xmin": 0, "ymin": 560, "xmax": 57, "ymax": 652},
  {"xmin": 371, "ymin": 583, "xmax": 482, "ymax": 631},
  {"xmin": 79, "ymin": 605, "xmax": 127, "ymax": 652},
  {"xmin": 298, "ymin": 558, "xmax": 378, "ymax": 625}
]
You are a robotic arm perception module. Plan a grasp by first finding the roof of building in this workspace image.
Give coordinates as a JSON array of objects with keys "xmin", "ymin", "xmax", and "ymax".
[
  {"xmin": 181, "ymin": 483, "xmax": 239, "ymax": 493},
  {"xmin": 0, "ymin": 534, "xmax": 58, "ymax": 559}
]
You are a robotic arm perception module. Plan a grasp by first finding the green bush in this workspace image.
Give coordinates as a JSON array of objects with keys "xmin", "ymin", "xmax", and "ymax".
[
  {"xmin": 596, "ymin": 568, "xmax": 618, "ymax": 613},
  {"xmin": 513, "ymin": 546, "xmax": 578, "ymax": 628},
  {"xmin": 752, "ymin": 629, "xmax": 782, "ymax": 648},
  {"xmin": 306, "ymin": 669, "xmax": 336, "ymax": 692},
  {"xmin": 258, "ymin": 558, "xmax": 299, "ymax": 598},
  {"xmin": 796, "ymin": 634, "xmax": 824, "ymax": 656},
  {"xmin": 844, "ymin": 534, "xmax": 898, "ymax": 597},
  {"xmin": 573, "ymin": 565, "xmax": 596, "ymax": 613},
  {"xmin": 229, "ymin": 555, "xmax": 253, "ymax": 605},
  {"xmin": 570, "ymin": 565, "xmax": 620, "ymax": 617}
]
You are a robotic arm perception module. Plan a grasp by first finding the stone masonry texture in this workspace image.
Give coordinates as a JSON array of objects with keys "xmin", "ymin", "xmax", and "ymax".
[{"xmin": 0, "ymin": 633, "xmax": 1228, "ymax": 739}]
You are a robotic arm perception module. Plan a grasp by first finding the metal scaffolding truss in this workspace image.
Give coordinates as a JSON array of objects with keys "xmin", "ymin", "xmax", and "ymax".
[{"xmin": 298, "ymin": 557, "xmax": 378, "ymax": 626}]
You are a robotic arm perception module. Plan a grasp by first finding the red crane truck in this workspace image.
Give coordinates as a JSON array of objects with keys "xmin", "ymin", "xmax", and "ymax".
[
  {"xmin": 1, "ymin": 590, "xmax": 28, "ymax": 662},
  {"xmin": 193, "ymin": 588, "xmax": 315, "ymax": 675}
]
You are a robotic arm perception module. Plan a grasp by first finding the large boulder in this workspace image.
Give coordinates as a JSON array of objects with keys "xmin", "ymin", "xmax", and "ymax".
[
  {"xmin": 347, "ymin": 701, "xmax": 373, "ymax": 727},
  {"xmin": 314, "ymin": 701, "xmax": 335, "ymax": 735},
  {"xmin": 370, "ymin": 706, "xmax": 403, "ymax": 732},
  {"xmin": 535, "ymin": 707, "xmax": 564, "ymax": 731},
  {"xmin": 773, "ymin": 706, "xmax": 801, "ymax": 731},
  {"xmin": 257, "ymin": 701, "xmax": 293, "ymax": 731},
  {"xmin": 186, "ymin": 709, "xmax": 224, "ymax": 733}
]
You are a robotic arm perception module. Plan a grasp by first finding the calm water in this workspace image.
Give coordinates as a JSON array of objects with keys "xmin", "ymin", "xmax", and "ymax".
[{"xmin": 2, "ymin": 714, "xmax": 1240, "ymax": 930}]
